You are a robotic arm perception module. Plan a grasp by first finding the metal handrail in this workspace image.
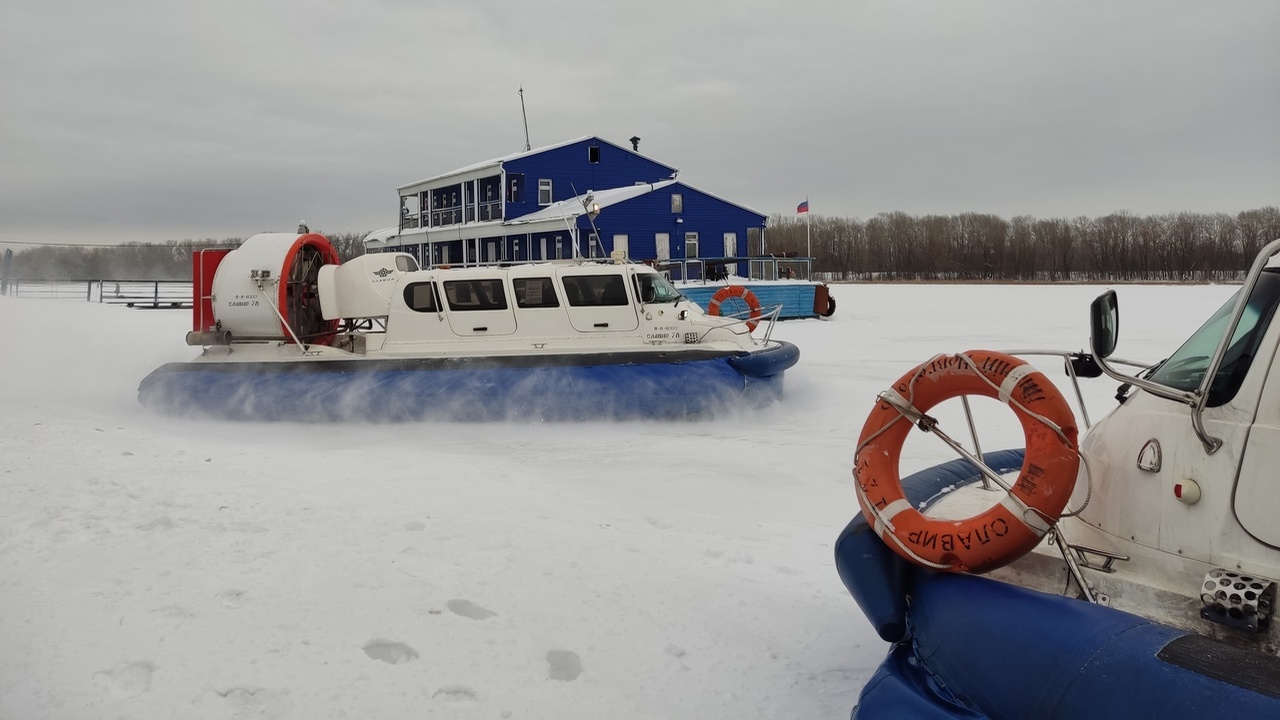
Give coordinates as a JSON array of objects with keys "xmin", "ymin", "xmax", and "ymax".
[{"xmin": 704, "ymin": 302, "xmax": 783, "ymax": 343}]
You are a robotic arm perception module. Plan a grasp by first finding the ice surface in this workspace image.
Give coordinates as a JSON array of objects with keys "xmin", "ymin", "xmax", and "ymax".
[{"xmin": 0, "ymin": 281, "xmax": 1233, "ymax": 718}]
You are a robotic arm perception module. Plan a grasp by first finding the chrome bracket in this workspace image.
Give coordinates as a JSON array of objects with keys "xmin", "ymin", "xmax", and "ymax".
[{"xmin": 1067, "ymin": 542, "xmax": 1130, "ymax": 574}]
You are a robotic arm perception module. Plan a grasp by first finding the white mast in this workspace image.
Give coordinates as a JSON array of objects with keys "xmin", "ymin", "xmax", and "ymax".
[{"xmin": 519, "ymin": 87, "xmax": 531, "ymax": 152}]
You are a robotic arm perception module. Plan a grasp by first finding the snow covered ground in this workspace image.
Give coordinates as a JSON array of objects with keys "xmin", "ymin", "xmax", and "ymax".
[{"xmin": 0, "ymin": 281, "xmax": 1236, "ymax": 719}]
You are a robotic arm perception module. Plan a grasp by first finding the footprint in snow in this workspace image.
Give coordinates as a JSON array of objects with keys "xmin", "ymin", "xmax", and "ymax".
[
  {"xmin": 93, "ymin": 661, "xmax": 154, "ymax": 699},
  {"xmin": 138, "ymin": 516, "xmax": 174, "ymax": 531},
  {"xmin": 546, "ymin": 649, "xmax": 583, "ymax": 681},
  {"xmin": 363, "ymin": 639, "xmax": 419, "ymax": 664},
  {"xmin": 447, "ymin": 599, "xmax": 496, "ymax": 620},
  {"xmin": 199, "ymin": 686, "xmax": 293, "ymax": 715},
  {"xmin": 152, "ymin": 605, "xmax": 193, "ymax": 626},
  {"xmin": 705, "ymin": 548, "xmax": 754, "ymax": 564},
  {"xmin": 433, "ymin": 685, "xmax": 479, "ymax": 704}
]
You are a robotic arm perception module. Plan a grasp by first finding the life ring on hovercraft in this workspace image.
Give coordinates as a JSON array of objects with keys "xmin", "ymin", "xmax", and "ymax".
[
  {"xmin": 853, "ymin": 350, "xmax": 1079, "ymax": 574},
  {"xmin": 707, "ymin": 285, "xmax": 762, "ymax": 332}
]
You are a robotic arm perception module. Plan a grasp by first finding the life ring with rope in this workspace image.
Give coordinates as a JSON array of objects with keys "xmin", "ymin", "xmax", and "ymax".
[
  {"xmin": 853, "ymin": 350, "xmax": 1079, "ymax": 573},
  {"xmin": 707, "ymin": 285, "xmax": 762, "ymax": 332}
]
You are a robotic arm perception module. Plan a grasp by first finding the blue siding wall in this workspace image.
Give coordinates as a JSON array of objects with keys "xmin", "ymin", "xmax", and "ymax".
[
  {"xmin": 503, "ymin": 139, "xmax": 676, "ymax": 220},
  {"xmin": 588, "ymin": 183, "xmax": 764, "ymax": 260}
]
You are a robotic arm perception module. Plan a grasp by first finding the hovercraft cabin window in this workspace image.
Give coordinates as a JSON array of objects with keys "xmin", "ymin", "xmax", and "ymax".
[
  {"xmin": 514, "ymin": 278, "xmax": 560, "ymax": 308},
  {"xmin": 562, "ymin": 275, "xmax": 629, "ymax": 307},
  {"xmin": 444, "ymin": 279, "xmax": 508, "ymax": 311},
  {"xmin": 404, "ymin": 282, "xmax": 439, "ymax": 312}
]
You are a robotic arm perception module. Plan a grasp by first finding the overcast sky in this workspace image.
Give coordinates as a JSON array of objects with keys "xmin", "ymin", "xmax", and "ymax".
[{"xmin": 2, "ymin": 1, "xmax": 1277, "ymax": 246}]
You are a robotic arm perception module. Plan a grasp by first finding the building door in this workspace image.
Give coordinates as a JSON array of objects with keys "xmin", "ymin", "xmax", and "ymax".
[
  {"xmin": 655, "ymin": 233, "xmax": 670, "ymax": 262},
  {"xmin": 613, "ymin": 234, "xmax": 629, "ymax": 259},
  {"xmin": 684, "ymin": 232, "xmax": 699, "ymax": 259},
  {"xmin": 723, "ymin": 232, "xmax": 737, "ymax": 258}
]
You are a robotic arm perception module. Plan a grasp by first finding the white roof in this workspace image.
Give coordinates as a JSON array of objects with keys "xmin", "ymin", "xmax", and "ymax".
[{"xmin": 508, "ymin": 181, "xmax": 679, "ymax": 225}]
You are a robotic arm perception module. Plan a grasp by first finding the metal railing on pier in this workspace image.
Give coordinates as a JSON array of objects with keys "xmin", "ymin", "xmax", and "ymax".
[{"xmin": 1, "ymin": 279, "xmax": 192, "ymax": 308}]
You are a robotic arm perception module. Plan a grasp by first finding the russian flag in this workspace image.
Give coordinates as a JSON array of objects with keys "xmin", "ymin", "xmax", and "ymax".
[{"xmin": 796, "ymin": 199, "xmax": 809, "ymax": 214}]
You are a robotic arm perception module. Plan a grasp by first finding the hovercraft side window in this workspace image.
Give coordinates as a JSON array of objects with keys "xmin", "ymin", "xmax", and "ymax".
[
  {"xmin": 444, "ymin": 279, "xmax": 508, "ymax": 311},
  {"xmin": 403, "ymin": 282, "xmax": 438, "ymax": 312},
  {"xmin": 1148, "ymin": 269, "xmax": 1280, "ymax": 407},
  {"xmin": 562, "ymin": 275, "xmax": 630, "ymax": 307},
  {"xmin": 514, "ymin": 277, "xmax": 560, "ymax": 309}
]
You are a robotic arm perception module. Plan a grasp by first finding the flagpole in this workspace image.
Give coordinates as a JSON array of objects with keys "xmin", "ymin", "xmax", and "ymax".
[{"xmin": 805, "ymin": 195, "xmax": 811, "ymax": 261}]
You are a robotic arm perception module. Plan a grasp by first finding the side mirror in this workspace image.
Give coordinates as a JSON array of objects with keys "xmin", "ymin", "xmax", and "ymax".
[{"xmin": 1090, "ymin": 290, "xmax": 1119, "ymax": 359}]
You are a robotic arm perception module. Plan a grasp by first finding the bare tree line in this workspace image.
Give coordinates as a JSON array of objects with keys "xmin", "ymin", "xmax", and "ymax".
[
  {"xmin": 768, "ymin": 207, "xmax": 1280, "ymax": 282},
  {"xmin": 4, "ymin": 232, "xmax": 370, "ymax": 281},
  {"xmin": 8, "ymin": 207, "xmax": 1280, "ymax": 283}
]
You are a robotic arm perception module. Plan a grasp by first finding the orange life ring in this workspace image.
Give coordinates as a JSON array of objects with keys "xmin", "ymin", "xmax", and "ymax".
[
  {"xmin": 707, "ymin": 285, "xmax": 762, "ymax": 332},
  {"xmin": 853, "ymin": 350, "xmax": 1079, "ymax": 573}
]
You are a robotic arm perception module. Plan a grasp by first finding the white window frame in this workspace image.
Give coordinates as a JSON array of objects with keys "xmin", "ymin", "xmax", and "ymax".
[{"xmin": 538, "ymin": 179, "xmax": 553, "ymax": 205}]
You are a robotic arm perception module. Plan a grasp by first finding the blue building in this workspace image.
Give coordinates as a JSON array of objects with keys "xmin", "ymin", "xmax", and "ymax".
[{"xmin": 365, "ymin": 136, "xmax": 767, "ymax": 278}]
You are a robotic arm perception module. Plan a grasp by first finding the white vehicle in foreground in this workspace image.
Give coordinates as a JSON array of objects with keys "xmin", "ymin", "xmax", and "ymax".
[{"xmin": 837, "ymin": 239, "xmax": 1280, "ymax": 718}]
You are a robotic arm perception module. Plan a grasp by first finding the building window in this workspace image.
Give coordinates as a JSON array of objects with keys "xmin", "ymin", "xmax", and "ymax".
[
  {"xmin": 538, "ymin": 179, "xmax": 552, "ymax": 205},
  {"xmin": 685, "ymin": 232, "xmax": 699, "ymax": 259},
  {"xmin": 671, "ymin": 194, "xmax": 683, "ymax": 213},
  {"xmin": 588, "ymin": 145, "xmax": 600, "ymax": 164}
]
